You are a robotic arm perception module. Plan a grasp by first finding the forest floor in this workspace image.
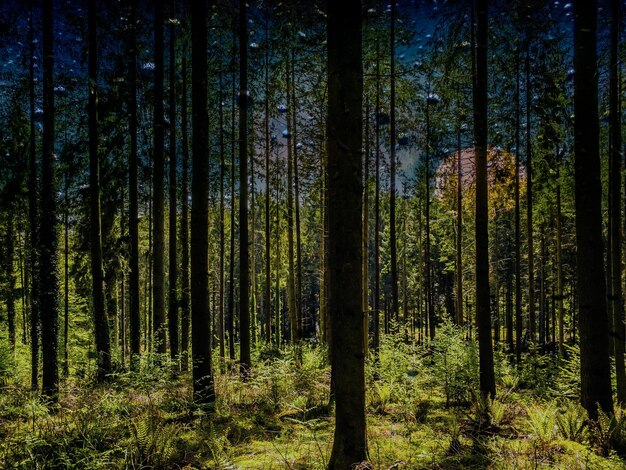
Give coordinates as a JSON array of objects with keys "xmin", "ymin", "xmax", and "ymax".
[{"xmin": 2, "ymin": 325, "xmax": 626, "ymax": 469}]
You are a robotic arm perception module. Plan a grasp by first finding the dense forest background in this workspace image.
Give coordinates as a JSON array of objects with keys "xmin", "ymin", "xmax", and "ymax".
[{"xmin": 0, "ymin": 0, "xmax": 625, "ymax": 468}]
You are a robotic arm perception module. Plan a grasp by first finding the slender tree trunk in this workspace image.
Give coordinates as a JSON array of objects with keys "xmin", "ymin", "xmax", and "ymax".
[
  {"xmin": 456, "ymin": 124, "xmax": 463, "ymax": 327},
  {"xmin": 319, "ymin": 144, "xmax": 326, "ymax": 344},
  {"xmin": 40, "ymin": 0, "xmax": 60, "ymax": 398},
  {"xmin": 17, "ymin": 229, "xmax": 27, "ymax": 346},
  {"xmin": 556, "ymin": 168, "xmax": 564, "ymax": 358},
  {"xmin": 88, "ymin": 0, "xmax": 111, "ymax": 381},
  {"xmin": 218, "ymin": 66, "xmax": 226, "ymax": 363},
  {"xmin": 190, "ymin": 0, "xmax": 214, "ymax": 405},
  {"xmin": 389, "ymin": 0, "xmax": 399, "ymax": 323},
  {"xmin": 292, "ymin": 54, "xmax": 304, "ymax": 343},
  {"xmin": 514, "ymin": 48, "xmax": 522, "ymax": 365},
  {"xmin": 180, "ymin": 45, "xmax": 190, "ymax": 372},
  {"xmin": 525, "ymin": 41, "xmax": 536, "ymax": 343},
  {"xmin": 264, "ymin": 10, "xmax": 271, "ymax": 344},
  {"xmin": 574, "ymin": 0, "xmax": 613, "ymax": 419},
  {"xmin": 239, "ymin": 0, "xmax": 251, "ymax": 372},
  {"xmin": 373, "ymin": 38, "xmax": 381, "ymax": 354},
  {"xmin": 63, "ymin": 194, "xmax": 69, "ymax": 375},
  {"xmin": 286, "ymin": 57, "xmax": 297, "ymax": 344},
  {"xmin": 425, "ymin": 96, "xmax": 434, "ymax": 340},
  {"xmin": 228, "ymin": 45, "xmax": 237, "ymax": 361},
  {"xmin": 609, "ymin": 0, "xmax": 626, "ymax": 404},
  {"xmin": 363, "ymin": 98, "xmax": 370, "ymax": 354},
  {"xmin": 168, "ymin": 0, "xmax": 179, "ymax": 364},
  {"xmin": 127, "ymin": 0, "xmax": 141, "ymax": 368},
  {"xmin": 327, "ymin": 0, "xmax": 367, "ymax": 466},
  {"xmin": 473, "ymin": 0, "xmax": 495, "ymax": 400},
  {"xmin": 28, "ymin": 0, "xmax": 40, "ymax": 391},
  {"xmin": 5, "ymin": 209, "xmax": 16, "ymax": 350},
  {"xmin": 153, "ymin": 0, "xmax": 167, "ymax": 354}
]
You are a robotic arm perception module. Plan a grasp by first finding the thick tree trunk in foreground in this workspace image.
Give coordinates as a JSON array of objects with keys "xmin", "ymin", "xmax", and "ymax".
[
  {"xmin": 327, "ymin": 0, "xmax": 367, "ymax": 467},
  {"xmin": 473, "ymin": 0, "xmax": 496, "ymax": 400},
  {"xmin": 190, "ymin": 0, "xmax": 214, "ymax": 405},
  {"xmin": 574, "ymin": 0, "xmax": 613, "ymax": 419}
]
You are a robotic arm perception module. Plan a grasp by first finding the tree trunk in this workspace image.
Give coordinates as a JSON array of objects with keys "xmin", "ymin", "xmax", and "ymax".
[
  {"xmin": 425, "ymin": 96, "xmax": 434, "ymax": 340},
  {"xmin": 88, "ymin": 0, "xmax": 111, "ymax": 381},
  {"xmin": 556, "ymin": 164, "xmax": 564, "ymax": 358},
  {"xmin": 327, "ymin": 0, "xmax": 367, "ymax": 466},
  {"xmin": 264, "ymin": 9, "xmax": 272, "ymax": 344},
  {"xmin": 168, "ymin": 0, "xmax": 179, "ymax": 364},
  {"xmin": 456, "ymin": 124, "xmax": 463, "ymax": 327},
  {"xmin": 228, "ymin": 46, "xmax": 237, "ymax": 361},
  {"xmin": 63, "ymin": 193, "xmax": 69, "ymax": 375},
  {"xmin": 525, "ymin": 42, "xmax": 536, "ymax": 344},
  {"xmin": 40, "ymin": 0, "xmax": 60, "ymax": 398},
  {"xmin": 239, "ymin": 0, "xmax": 251, "ymax": 372},
  {"xmin": 514, "ymin": 48, "xmax": 523, "ymax": 365},
  {"xmin": 473, "ymin": 0, "xmax": 495, "ymax": 400},
  {"xmin": 5, "ymin": 209, "xmax": 16, "ymax": 350},
  {"xmin": 286, "ymin": 57, "xmax": 297, "ymax": 344},
  {"xmin": 218, "ymin": 66, "xmax": 226, "ymax": 364},
  {"xmin": 389, "ymin": 0, "xmax": 399, "ymax": 323},
  {"xmin": 574, "ymin": 0, "xmax": 613, "ymax": 419},
  {"xmin": 127, "ymin": 0, "xmax": 141, "ymax": 369},
  {"xmin": 153, "ymin": 0, "xmax": 167, "ymax": 355},
  {"xmin": 373, "ymin": 38, "xmax": 381, "ymax": 354},
  {"xmin": 180, "ymin": 44, "xmax": 190, "ymax": 372},
  {"xmin": 363, "ymin": 98, "xmax": 370, "ymax": 354},
  {"xmin": 190, "ymin": 0, "xmax": 214, "ymax": 405},
  {"xmin": 292, "ymin": 53, "xmax": 304, "ymax": 343},
  {"xmin": 609, "ymin": 0, "xmax": 626, "ymax": 404},
  {"xmin": 28, "ymin": 0, "xmax": 40, "ymax": 391}
]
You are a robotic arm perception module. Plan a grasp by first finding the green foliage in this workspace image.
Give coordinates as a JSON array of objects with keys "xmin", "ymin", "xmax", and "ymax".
[
  {"xmin": 551, "ymin": 344, "xmax": 581, "ymax": 399},
  {"xmin": 431, "ymin": 320, "xmax": 478, "ymax": 405},
  {"xmin": 0, "ymin": 342, "xmax": 14, "ymax": 386},
  {"xmin": 556, "ymin": 399, "xmax": 588, "ymax": 443},
  {"xmin": 518, "ymin": 344, "xmax": 558, "ymax": 396},
  {"xmin": 524, "ymin": 401, "xmax": 559, "ymax": 447}
]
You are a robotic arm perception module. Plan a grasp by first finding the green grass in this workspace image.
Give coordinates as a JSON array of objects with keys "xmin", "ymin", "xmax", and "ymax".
[{"xmin": 1, "ymin": 328, "xmax": 626, "ymax": 468}]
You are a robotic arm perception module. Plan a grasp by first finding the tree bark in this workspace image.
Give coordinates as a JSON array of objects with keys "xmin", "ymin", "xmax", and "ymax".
[
  {"xmin": 40, "ymin": 0, "xmax": 60, "ymax": 399},
  {"xmin": 180, "ymin": 43, "xmax": 190, "ymax": 372},
  {"xmin": 153, "ymin": 0, "xmax": 167, "ymax": 355},
  {"xmin": 168, "ymin": 0, "xmax": 179, "ymax": 364},
  {"xmin": 28, "ymin": 0, "xmax": 40, "ymax": 391},
  {"xmin": 525, "ymin": 41, "xmax": 536, "ymax": 343},
  {"xmin": 514, "ymin": 47, "xmax": 523, "ymax": 365},
  {"xmin": 373, "ymin": 38, "xmax": 381, "ymax": 354},
  {"xmin": 190, "ymin": 0, "xmax": 214, "ymax": 405},
  {"xmin": 473, "ymin": 0, "xmax": 496, "ymax": 400},
  {"xmin": 89, "ymin": 0, "xmax": 111, "ymax": 381},
  {"xmin": 327, "ymin": 0, "xmax": 367, "ymax": 466},
  {"xmin": 127, "ymin": 0, "xmax": 141, "ymax": 368},
  {"xmin": 574, "ymin": 0, "xmax": 613, "ymax": 419},
  {"xmin": 609, "ymin": 0, "xmax": 626, "ymax": 404},
  {"xmin": 264, "ymin": 7, "xmax": 272, "ymax": 344},
  {"xmin": 389, "ymin": 0, "xmax": 399, "ymax": 323},
  {"xmin": 239, "ymin": 0, "xmax": 251, "ymax": 372}
]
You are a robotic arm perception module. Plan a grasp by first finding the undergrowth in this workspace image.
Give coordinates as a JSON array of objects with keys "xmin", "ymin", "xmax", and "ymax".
[{"xmin": 0, "ymin": 329, "xmax": 625, "ymax": 469}]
